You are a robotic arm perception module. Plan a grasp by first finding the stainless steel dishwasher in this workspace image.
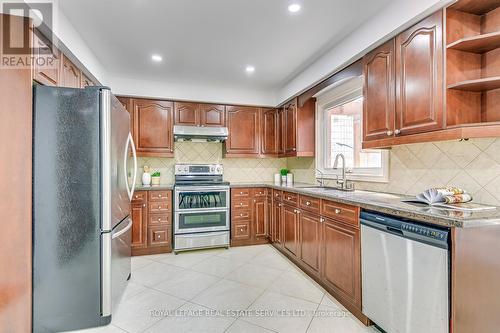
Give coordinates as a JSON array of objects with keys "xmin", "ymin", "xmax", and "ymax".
[{"xmin": 360, "ymin": 211, "xmax": 450, "ymax": 333}]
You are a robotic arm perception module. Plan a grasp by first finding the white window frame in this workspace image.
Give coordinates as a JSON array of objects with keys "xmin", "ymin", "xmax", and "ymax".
[{"xmin": 314, "ymin": 76, "xmax": 389, "ymax": 182}]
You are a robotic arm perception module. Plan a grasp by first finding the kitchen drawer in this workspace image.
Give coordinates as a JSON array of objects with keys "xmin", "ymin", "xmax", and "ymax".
[
  {"xmin": 321, "ymin": 200, "xmax": 359, "ymax": 227},
  {"xmin": 149, "ymin": 201, "xmax": 170, "ymax": 213},
  {"xmin": 283, "ymin": 191, "xmax": 299, "ymax": 206},
  {"xmin": 149, "ymin": 213, "xmax": 171, "ymax": 226},
  {"xmin": 131, "ymin": 191, "xmax": 147, "ymax": 203},
  {"xmin": 232, "ymin": 188, "xmax": 251, "ymax": 198},
  {"xmin": 272, "ymin": 189, "xmax": 283, "ymax": 201},
  {"xmin": 149, "ymin": 190, "xmax": 170, "ymax": 201},
  {"xmin": 253, "ymin": 188, "xmax": 267, "ymax": 197},
  {"xmin": 148, "ymin": 225, "xmax": 171, "ymax": 247},
  {"xmin": 232, "ymin": 198, "xmax": 252, "ymax": 210},
  {"xmin": 232, "ymin": 209, "xmax": 251, "ymax": 221},
  {"xmin": 232, "ymin": 221, "xmax": 251, "ymax": 240},
  {"xmin": 299, "ymin": 195, "xmax": 320, "ymax": 214}
]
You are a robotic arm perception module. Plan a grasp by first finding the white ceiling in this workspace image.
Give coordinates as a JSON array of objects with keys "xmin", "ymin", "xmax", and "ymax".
[{"xmin": 58, "ymin": 0, "xmax": 392, "ymax": 99}]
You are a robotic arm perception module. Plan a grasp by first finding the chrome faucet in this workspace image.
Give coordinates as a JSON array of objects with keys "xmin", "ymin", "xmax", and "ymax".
[
  {"xmin": 333, "ymin": 154, "xmax": 354, "ymax": 191},
  {"xmin": 315, "ymin": 169, "xmax": 325, "ymax": 187}
]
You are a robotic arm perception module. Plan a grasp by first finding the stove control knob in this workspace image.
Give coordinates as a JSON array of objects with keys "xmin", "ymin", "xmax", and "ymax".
[
  {"xmin": 177, "ymin": 166, "xmax": 182, "ymax": 172},
  {"xmin": 183, "ymin": 166, "xmax": 188, "ymax": 172},
  {"xmin": 216, "ymin": 166, "xmax": 222, "ymax": 173},
  {"xmin": 210, "ymin": 166, "xmax": 215, "ymax": 172}
]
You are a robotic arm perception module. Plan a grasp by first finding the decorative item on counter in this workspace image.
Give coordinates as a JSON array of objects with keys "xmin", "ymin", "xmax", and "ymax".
[
  {"xmin": 274, "ymin": 173, "xmax": 281, "ymax": 185},
  {"xmin": 286, "ymin": 173, "xmax": 294, "ymax": 185},
  {"xmin": 142, "ymin": 165, "xmax": 151, "ymax": 186},
  {"xmin": 280, "ymin": 168, "xmax": 289, "ymax": 185},
  {"xmin": 151, "ymin": 170, "xmax": 161, "ymax": 186}
]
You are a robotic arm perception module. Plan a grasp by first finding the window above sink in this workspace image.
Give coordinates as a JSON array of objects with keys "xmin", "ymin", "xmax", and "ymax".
[{"xmin": 315, "ymin": 76, "xmax": 389, "ymax": 183}]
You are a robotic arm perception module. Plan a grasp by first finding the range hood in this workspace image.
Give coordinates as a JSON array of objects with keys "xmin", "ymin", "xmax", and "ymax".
[{"xmin": 173, "ymin": 125, "xmax": 228, "ymax": 142}]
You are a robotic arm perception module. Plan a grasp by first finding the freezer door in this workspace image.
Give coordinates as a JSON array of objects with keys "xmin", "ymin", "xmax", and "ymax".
[
  {"xmin": 101, "ymin": 217, "xmax": 132, "ymax": 317},
  {"xmin": 101, "ymin": 89, "xmax": 136, "ymax": 231}
]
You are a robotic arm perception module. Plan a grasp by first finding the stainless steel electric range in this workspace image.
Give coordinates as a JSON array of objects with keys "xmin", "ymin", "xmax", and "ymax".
[{"xmin": 173, "ymin": 164, "xmax": 230, "ymax": 253}]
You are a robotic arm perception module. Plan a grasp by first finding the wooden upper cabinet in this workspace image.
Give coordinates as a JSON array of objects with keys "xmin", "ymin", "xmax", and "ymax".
[
  {"xmin": 277, "ymin": 109, "xmax": 286, "ymax": 156},
  {"xmin": 261, "ymin": 108, "xmax": 278, "ymax": 156},
  {"xmin": 395, "ymin": 11, "xmax": 444, "ymax": 136},
  {"xmin": 132, "ymin": 98, "xmax": 174, "ymax": 157},
  {"xmin": 363, "ymin": 39, "xmax": 396, "ymax": 141},
  {"xmin": 174, "ymin": 102, "xmax": 199, "ymax": 126},
  {"xmin": 80, "ymin": 73, "xmax": 94, "ymax": 88},
  {"xmin": 32, "ymin": 31, "xmax": 60, "ymax": 86},
  {"xmin": 225, "ymin": 106, "xmax": 260, "ymax": 156},
  {"xmin": 283, "ymin": 100, "xmax": 297, "ymax": 155},
  {"xmin": 60, "ymin": 54, "xmax": 81, "ymax": 88},
  {"xmin": 200, "ymin": 104, "xmax": 225, "ymax": 127}
]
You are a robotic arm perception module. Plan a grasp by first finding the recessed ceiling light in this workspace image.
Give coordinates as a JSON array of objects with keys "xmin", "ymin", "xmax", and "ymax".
[
  {"xmin": 151, "ymin": 54, "xmax": 163, "ymax": 62},
  {"xmin": 288, "ymin": 3, "xmax": 301, "ymax": 13},
  {"xmin": 245, "ymin": 65, "xmax": 255, "ymax": 73}
]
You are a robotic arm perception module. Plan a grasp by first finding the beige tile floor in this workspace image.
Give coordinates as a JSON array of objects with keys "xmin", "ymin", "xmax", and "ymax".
[{"xmin": 68, "ymin": 245, "xmax": 379, "ymax": 333}]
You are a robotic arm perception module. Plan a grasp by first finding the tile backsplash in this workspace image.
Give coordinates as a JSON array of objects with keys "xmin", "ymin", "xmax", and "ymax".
[
  {"xmin": 136, "ymin": 139, "xmax": 500, "ymax": 206},
  {"xmin": 287, "ymin": 138, "xmax": 500, "ymax": 206},
  {"xmin": 136, "ymin": 142, "xmax": 286, "ymax": 184}
]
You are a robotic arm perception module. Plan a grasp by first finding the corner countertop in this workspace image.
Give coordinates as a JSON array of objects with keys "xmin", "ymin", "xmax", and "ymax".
[
  {"xmin": 230, "ymin": 182, "xmax": 500, "ymax": 229},
  {"xmin": 134, "ymin": 184, "xmax": 174, "ymax": 191}
]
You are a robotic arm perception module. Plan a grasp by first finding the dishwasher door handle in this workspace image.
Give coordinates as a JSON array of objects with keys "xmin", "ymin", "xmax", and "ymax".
[{"xmin": 386, "ymin": 226, "xmax": 404, "ymax": 236}]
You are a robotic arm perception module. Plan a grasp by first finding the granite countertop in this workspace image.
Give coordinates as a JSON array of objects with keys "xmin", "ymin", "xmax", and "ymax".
[
  {"xmin": 230, "ymin": 182, "xmax": 500, "ymax": 228},
  {"xmin": 134, "ymin": 184, "xmax": 174, "ymax": 191}
]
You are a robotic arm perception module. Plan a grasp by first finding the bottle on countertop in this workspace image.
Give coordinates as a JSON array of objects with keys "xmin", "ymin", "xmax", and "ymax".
[{"xmin": 142, "ymin": 165, "xmax": 151, "ymax": 186}]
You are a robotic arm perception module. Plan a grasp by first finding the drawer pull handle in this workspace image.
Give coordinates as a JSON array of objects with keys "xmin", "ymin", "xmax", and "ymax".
[
  {"xmin": 320, "ymin": 218, "xmax": 325, "ymax": 223},
  {"xmin": 158, "ymin": 194, "xmax": 162, "ymax": 197},
  {"xmin": 287, "ymin": 196, "xmax": 291, "ymax": 200},
  {"xmin": 240, "ymin": 202, "xmax": 243, "ymax": 206},
  {"xmin": 143, "ymin": 204, "xmax": 146, "ymax": 208},
  {"xmin": 240, "ymin": 213, "xmax": 243, "ymax": 217},
  {"xmin": 135, "ymin": 195, "xmax": 139, "ymax": 199},
  {"xmin": 306, "ymin": 201, "xmax": 311, "ymax": 206},
  {"xmin": 240, "ymin": 191, "xmax": 243, "ymax": 194},
  {"xmin": 158, "ymin": 235, "xmax": 161, "ymax": 239},
  {"xmin": 158, "ymin": 218, "xmax": 161, "ymax": 221},
  {"xmin": 335, "ymin": 208, "xmax": 341, "ymax": 214},
  {"xmin": 158, "ymin": 206, "xmax": 162, "ymax": 209}
]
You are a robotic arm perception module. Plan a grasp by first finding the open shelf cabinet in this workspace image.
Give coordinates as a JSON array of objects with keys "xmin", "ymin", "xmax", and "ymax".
[{"xmin": 446, "ymin": 2, "xmax": 500, "ymax": 126}]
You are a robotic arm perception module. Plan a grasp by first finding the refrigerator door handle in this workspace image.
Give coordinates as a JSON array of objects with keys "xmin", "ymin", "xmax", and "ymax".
[
  {"xmin": 112, "ymin": 218, "xmax": 133, "ymax": 239},
  {"xmin": 124, "ymin": 132, "xmax": 138, "ymax": 201}
]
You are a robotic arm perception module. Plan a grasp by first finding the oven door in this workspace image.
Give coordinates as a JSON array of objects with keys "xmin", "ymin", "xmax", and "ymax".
[
  {"xmin": 175, "ymin": 186, "xmax": 229, "ymax": 211},
  {"xmin": 175, "ymin": 209, "xmax": 229, "ymax": 234}
]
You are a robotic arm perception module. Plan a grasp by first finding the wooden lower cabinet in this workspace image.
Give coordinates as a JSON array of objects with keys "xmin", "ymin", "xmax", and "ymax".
[
  {"xmin": 131, "ymin": 190, "xmax": 172, "ymax": 255},
  {"xmin": 131, "ymin": 199, "xmax": 148, "ymax": 249},
  {"xmin": 282, "ymin": 204, "xmax": 299, "ymax": 257},
  {"xmin": 322, "ymin": 217, "xmax": 362, "ymax": 309},
  {"xmin": 230, "ymin": 187, "xmax": 367, "ymax": 324},
  {"xmin": 230, "ymin": 188, "xmax": 269, "ymax": 246},
  {"xmin": 299, "ymin": 212, "xmax": 321, "ymax": 276}
]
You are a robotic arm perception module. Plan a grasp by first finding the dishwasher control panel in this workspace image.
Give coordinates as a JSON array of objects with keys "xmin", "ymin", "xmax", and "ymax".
[{"xmin": 401, "ymin": 223, "xmax": 448, "ymax": 241}]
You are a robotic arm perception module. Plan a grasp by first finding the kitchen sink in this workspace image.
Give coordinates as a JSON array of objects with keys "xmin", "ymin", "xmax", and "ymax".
[{"xmin": 296, "ymin": 186, "xmax": 354, "ymax": 192}]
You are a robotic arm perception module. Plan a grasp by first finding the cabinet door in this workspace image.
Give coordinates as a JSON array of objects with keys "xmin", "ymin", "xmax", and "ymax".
[
  {"xmin": 200, "ymin": 104, "xmax": 225, "ymax": 127},
  {"xmin": 277, "ymin": 109, "xmax": 285, "ymax": 156},
  {"xmin": 283, "ymin": 205, "xmax": 299, "ymax": 257},
  {"xmin": 60, "ymin": 55, "xmax": 81, "ymax": 88},
  {"xmin": 131, "ymin": 201, "xmax": 148, "ymax": 249},
  {"xmin": 395, "ymin": 11, "xmax": 443, "ymax": 136},
  {"xmin": 322, "ymin": 218, "xmax": 361, "ymax": 308},
  {"xmin": 266, "ymin": 198, "xmax": 272, "ymax": 239},
  {"xmin": 225, "ymin": 106, "xmax": 260, "ymax": 156},
  {"xmin": 272, "ymin": 201, "xmax": 282, "ymax": 244},
  {"xmin": 363, "ymin": 39, "xmax": 396, "ymax": 141},
  {"xmin": 261, "ymin": 108, "xmax": 278, "ymax": 156},
  {"xmin": 80, "ymin": 73, "xmax": 94, "ymax": 88},
  {"xmin": 284, "ymin": 101, "xmax": 297, "ymax": 155},
  {"xmin": 174, "ymin": 102, "xmax": 199, "ymax": 126},
  {"xmin": 299, "ymin": 212, "xmax": 321, "ymax": 275},
  {"xmin": 132, "ymin": 99, "xmax": 174, "ymax": 156},
  {"xmin": 253, "ymin": 198, "xmax": 267, "ymax": 240},
  {"xmin": 32, "ymin": 32, "xmax": 60, "ymax": 86}
]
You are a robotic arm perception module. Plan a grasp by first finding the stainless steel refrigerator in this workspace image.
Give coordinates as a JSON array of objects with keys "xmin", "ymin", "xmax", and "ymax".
[{"xmin": 32, "ymin": 86, "xmax": 137, "ymax": 332}]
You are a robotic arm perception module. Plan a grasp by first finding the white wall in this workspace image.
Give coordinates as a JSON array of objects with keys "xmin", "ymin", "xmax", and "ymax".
[
  {"xmin": 276, "ymin": 0, "xmax": 453, "ymax": 105},
  {"xmin": 109, "ymin": 76, "xmax": 276, "ymax": 106},
  {"xmin": 51, "ymin": 1, "xmax": 108, "ymax": 84}
]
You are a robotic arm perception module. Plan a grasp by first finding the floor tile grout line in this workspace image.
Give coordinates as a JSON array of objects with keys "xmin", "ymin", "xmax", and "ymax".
[{"xmin": 304, "ymin": 296, "xmax": 324, "ymax": 333}]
